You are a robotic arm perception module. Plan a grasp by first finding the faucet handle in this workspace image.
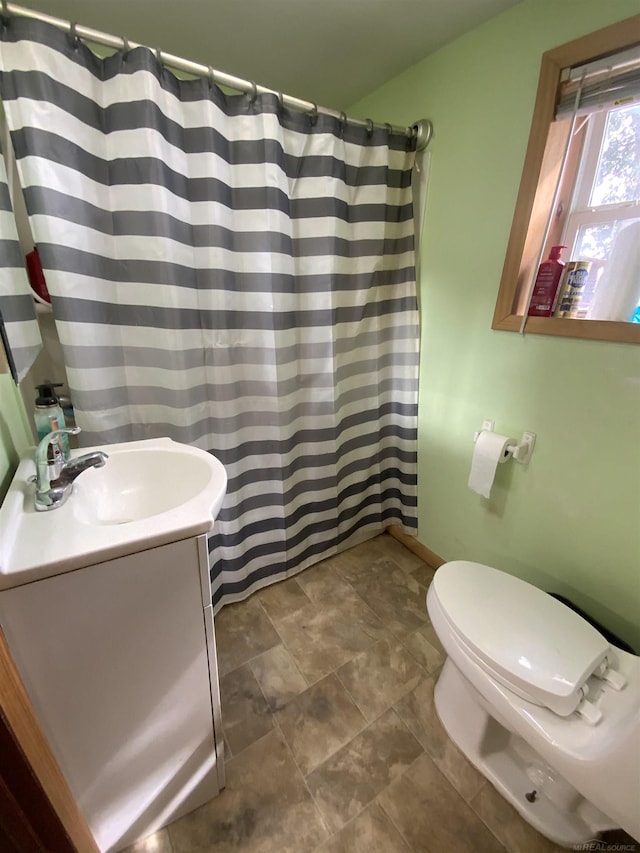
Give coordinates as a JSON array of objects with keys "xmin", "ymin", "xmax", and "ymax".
[
  {"xmin": 44, "ymin": 426, "xmax": 82, "ymax": 440},
  {"xmin": 35, "ymin": 427, "xmax": 82, "ymax": 472},
  {"xmin": 36, "ymin": 426, "xmax": 82, "ymax": 452}
]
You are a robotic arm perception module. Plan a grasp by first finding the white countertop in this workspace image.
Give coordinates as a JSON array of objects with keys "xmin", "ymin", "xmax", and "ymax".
[{"xmin": 0, "ymin": 437, "xmax": 227, "ymax": 590}]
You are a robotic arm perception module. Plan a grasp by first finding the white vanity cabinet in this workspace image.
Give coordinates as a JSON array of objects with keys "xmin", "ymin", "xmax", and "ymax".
[{"xmin": 0, "ymin": 532, "xmax": 224, "ymax": 853}]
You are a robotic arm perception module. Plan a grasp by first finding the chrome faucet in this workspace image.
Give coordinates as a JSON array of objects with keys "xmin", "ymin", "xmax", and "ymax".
[{"xmin": 34, "ymin": 427, "xmax": 108, "ymax": 511}]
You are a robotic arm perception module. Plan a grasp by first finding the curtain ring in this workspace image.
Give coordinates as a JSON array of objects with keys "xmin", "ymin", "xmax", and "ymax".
[
  {"xmin": 365, "ymin": 118, "xmax": 374, "ymax": 136},
  {"xmin": 384, "ymin": 122, "xmax": 392, "ymax": 134},
  {"xmin": 69, "ymin": 22, "xmax": 79, "ymax": 50},
  {"xmin": 338, "ymin": 111, "xmax": 347, "ymax": 138},
  {"xmin": 248, "ymin": 81, "xmax": 258, "ymax": 104},
  {"xmin": 121, "ymin": 37, "xmax": 130, "ymax": 61},
  {"xmin": 277, "ymin": 92, "xmax": 285, "ymax": 109},
  {"xmin": 207, "ymin": 66, "xmax": 215, "ymax": 89},
  {"xmin": 1, "ymin": 0, "xmax": 8, "ymax": 24},
  {"xmin": 309, "ymin": 103, "xmax": 318, "ymax": 126},
  {"xmin": 155, "ymin": 48, "xmax": 163, "ymax": 66}
]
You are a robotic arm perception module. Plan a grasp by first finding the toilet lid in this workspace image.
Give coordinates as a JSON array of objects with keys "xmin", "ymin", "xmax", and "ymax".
[{"xmin": 432, "ymin": 561, "xmax": 610, "ymax": 716}]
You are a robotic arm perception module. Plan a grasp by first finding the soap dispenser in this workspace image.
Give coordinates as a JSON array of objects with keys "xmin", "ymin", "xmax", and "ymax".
[{"xmin": 34, "ymin": 381, "xmax": 69, "ymax": 458}]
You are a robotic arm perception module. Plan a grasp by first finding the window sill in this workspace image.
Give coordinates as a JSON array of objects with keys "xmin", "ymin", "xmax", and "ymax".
[{"xmin": 492, "ymin": 312, "xmax": 640, "ymax": 344}]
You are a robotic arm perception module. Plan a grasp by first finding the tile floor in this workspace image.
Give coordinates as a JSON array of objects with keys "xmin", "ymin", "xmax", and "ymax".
[{"xmin": 123, "ymin": 534, "xmax": 635, "ymax": 853}]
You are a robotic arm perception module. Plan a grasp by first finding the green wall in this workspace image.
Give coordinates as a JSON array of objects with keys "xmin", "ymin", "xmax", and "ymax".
[
  {"xmin": 0, "ymin": 373, "xmax": 32, "ymax": 499},
  {"xmin": 351, "ymin": 0, "xmax": 640, "ymax": 648}
]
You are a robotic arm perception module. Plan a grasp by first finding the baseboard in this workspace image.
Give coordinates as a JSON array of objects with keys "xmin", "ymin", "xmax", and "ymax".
[{"xmin": 385, "ymin": 525, "xmax": 445, "ymax": 570}]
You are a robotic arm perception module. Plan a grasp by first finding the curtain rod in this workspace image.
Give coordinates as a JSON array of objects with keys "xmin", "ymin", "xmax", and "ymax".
[{"xmin": 2, "ymin": 2, "xmax": 433, "ymax": 150}]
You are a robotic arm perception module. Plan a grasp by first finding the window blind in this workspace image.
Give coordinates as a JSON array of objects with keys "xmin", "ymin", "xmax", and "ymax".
[{"xmin": 556, "ymin": 45, "xmax": 640, "ymax": 118}]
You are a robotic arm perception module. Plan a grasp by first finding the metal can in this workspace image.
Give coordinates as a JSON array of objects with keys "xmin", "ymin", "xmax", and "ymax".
[{"xmin": 553, "ymin": 260, "xmax": 592, "ymax": 318}]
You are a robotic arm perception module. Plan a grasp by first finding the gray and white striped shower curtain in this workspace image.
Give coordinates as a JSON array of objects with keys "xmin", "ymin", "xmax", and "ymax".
[
  {"xmin": 0, "ymin": 134, "xmax": 42, "ymax": 382},
  {"xmin": 0, "ymin": 17, "xmax": 419, "ymax": 608}
]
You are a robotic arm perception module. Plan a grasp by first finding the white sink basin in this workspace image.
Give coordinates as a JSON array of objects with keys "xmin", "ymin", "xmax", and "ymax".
[
  {"xmin": 0, "ymin": 438, "xmax": 227, "ymax": 589},
  {"xmin": 73, "ymin": 444, "xmax": 219, "ymax": 526}
]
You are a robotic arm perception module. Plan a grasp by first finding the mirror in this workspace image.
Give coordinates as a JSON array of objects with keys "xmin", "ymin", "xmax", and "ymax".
[{"xmin": 0, "ymin": 128, "xmax": 43, "ymax": 384}]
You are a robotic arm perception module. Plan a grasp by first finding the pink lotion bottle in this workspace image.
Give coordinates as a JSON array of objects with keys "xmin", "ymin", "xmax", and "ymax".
[{"xmin": 528, "ymin": 245, "xmax": 566, "ymax": 317}]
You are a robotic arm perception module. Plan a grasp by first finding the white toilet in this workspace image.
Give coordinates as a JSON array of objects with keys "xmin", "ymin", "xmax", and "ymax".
[{"xmin": 426, "ymin": 560, "xmax": 640, "ymax": 848}]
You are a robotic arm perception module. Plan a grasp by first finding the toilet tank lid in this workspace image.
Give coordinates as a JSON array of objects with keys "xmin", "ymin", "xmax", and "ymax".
[{"xmin": 432, "ymin": 561, "xmax": 610, "ymax": 710}]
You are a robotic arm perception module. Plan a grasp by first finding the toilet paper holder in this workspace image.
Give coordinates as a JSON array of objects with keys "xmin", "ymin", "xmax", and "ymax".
[{"xmin": 473, "ymin": 420, "xmax": 536, "ymax": 465}]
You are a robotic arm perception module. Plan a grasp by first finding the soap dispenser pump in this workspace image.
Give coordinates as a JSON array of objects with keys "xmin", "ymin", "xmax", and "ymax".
[{"xmin": 34, "ymin": 381, "xmax": 69, "ymax": 458}]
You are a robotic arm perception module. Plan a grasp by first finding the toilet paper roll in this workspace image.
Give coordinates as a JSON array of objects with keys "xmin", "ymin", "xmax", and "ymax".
[{"xmin": 468, "ymin": 430, "xmax": 513, "ymax": 498}]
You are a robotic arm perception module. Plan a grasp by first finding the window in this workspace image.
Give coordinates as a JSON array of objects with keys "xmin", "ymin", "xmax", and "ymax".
[{"xmin": 493, "ymin": 15, "xmax": 640, "ymax": 344}]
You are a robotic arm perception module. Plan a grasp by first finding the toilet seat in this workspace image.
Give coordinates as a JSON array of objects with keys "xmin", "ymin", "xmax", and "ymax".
[{"xmin": 430, "ymin": 561, "xmax": 612, "ymax": 718}]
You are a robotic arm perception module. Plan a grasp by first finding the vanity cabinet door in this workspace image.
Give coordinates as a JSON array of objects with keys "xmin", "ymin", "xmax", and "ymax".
[
  {"xmin": 194, "ymin": 533, "xmax": 225, "ymax": 787},
  {"xmin": 0, "ymin": 537, "xmax": 221, "ymax": 853},
  {"xmin": 203, "ymin": 603, "xmax": 225, "ymax": 787}
]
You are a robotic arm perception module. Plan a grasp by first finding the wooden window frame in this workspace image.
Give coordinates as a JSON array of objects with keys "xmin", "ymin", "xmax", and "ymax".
[{"xmin": 492, "ymin": 15, "xmax": 640, "ymax": 345}]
